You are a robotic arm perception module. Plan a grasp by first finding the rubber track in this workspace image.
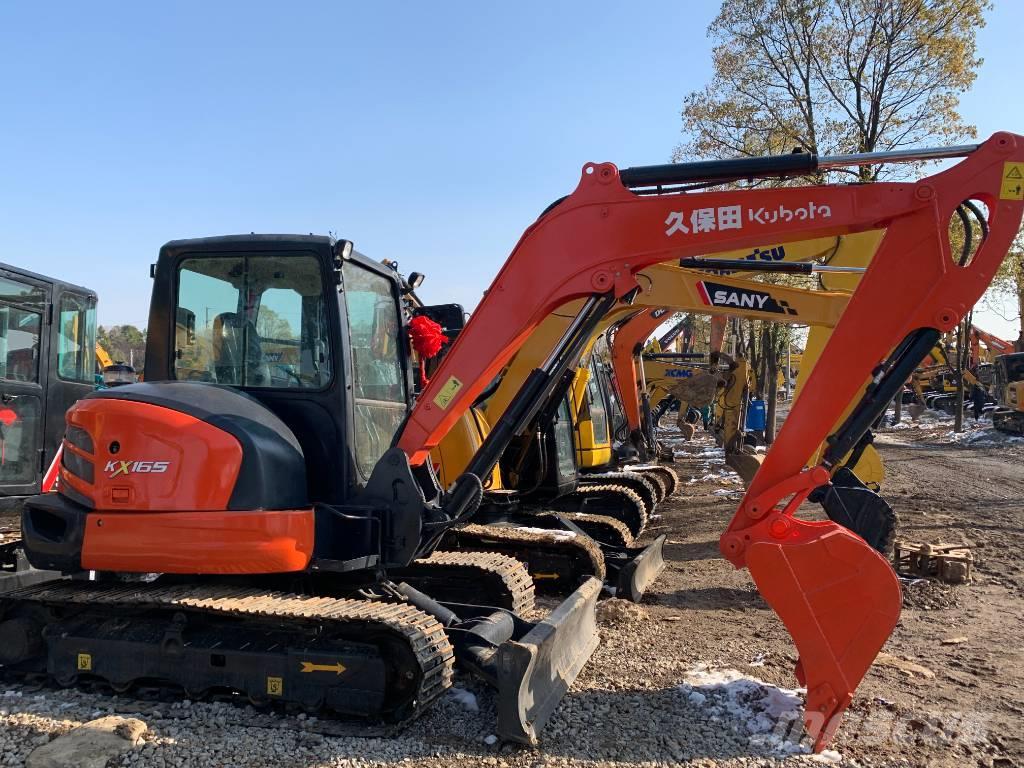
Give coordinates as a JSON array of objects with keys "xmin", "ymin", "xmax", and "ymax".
[
  {"xmin": 633, "ymin": 470, "xmax": 669, "ymax": 502},
  {"xmin": 630, "ymin": 465, "xmax": 680, "ymax": 497},
  {"xmin": 452, "ymin": 524, "xmax": 606, "ymax": 581},
  {"xmin": 567, "ymin": 484, "xmax": 647, "ymax": 536},
  {"xmin": 584, "ymin": 471, "xmax": 659, "ymax": 509},
  {"xmin": 539, "ymin": 512, "xmax": 635, "ymax": 548},
  {"xmin": 3, "ymin": 580, "xmax": 455, "ymax": 717},
  {"xmin": 417, "ymin": 550, "xmax": 536, "ymax": 615}
]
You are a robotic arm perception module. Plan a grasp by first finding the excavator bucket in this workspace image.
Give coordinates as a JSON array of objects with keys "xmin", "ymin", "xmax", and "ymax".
[
  {"xmin": 496, "ymin": 576, "xmax": 601, "ymax": 744},
  {"xmin": 725, "ymin": 451, "xmax": 763, "ymax": 486},
  {"xmin": 744, "ymin": 518, "xmax": 901, "ymax": 751},
  {"xmin": 614, "ymin": 534, "xmax": 667, "ymax": 603}
]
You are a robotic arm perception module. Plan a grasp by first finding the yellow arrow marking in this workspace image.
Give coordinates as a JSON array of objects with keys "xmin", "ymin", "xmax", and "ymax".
[
  {"xmin": 530, "ymin": 573, "xmax": 561, "ymax": 581},
  {"xmin": 300, "ymin": 661, "xmax": 347, "ymax": 675}
]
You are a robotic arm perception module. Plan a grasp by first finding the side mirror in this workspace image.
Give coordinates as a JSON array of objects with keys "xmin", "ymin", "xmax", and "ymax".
[{"xmin": 414, "ymin": 303, "xmax": 465, "ymax": 337}]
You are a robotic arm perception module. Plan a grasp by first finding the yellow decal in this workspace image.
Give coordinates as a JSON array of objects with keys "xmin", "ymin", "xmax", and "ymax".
[
  {"xmin": 77, "ymin": 653, "xmax": 92, "ymax": 671},
  {"xmin": 432, "ymin": 376, "xmax": 463, "ymax": 409},
  {"xmin": 266, "ymin": 676, "xmax": 283, "ymax": 696},
  {"xmin": 1000, "ymin": 162, "xmax": 1024, "ymax": 200},
  {"xmin": 530, "ymin": 573, "xmax": 561, "ymax": 581},
  {"xmin": 300, "ymin": 661, "xmax": 347, "ymax": 675}
]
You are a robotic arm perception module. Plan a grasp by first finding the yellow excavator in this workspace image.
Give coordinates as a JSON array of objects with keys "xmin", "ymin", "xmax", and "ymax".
[
  {"xmin": 430, "ymin": 256, "xmax": 886, "ymax": 600},
  {"xmin": 992, "ymin": 352, "xmax": 1024, "ymax": 433},
  {"xmin": 611, "ymin": 232, "xmax": 884, "ymax": 485}
]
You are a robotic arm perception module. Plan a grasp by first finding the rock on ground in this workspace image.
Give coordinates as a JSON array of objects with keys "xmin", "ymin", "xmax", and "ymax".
[
  {"xmin": 596, "ymin": 598, "xmax": 648, "ymax": 625},
  {"xmin": 26, "ymin": 715, "xmax": 147, "ymax": 768}
]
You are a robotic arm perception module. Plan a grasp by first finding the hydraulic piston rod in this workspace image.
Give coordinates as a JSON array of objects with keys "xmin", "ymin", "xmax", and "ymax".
[
  {"xmin": 680, "ymin": 259, "xmax": 866, "ymax": 275},
  {"xmin": 620, "ymin": 143, "xmax": 979, "ymax": 189}
]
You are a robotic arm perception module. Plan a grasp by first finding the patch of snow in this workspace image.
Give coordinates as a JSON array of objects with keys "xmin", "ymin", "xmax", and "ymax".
[
  {"xmin": 680, "ymin": 664, "xmax": 818, "ymax": 757},
  {"xmin": 446, "ymin": 687, "xmax": 479, "ymax": 712},
  {"xmin": 483, "ymin": 734, "xmax": 498, "ymax": 746},
  {"xmin": 811, "ymin": 750, "xmax": 844, "ymax": 763},
  {"xmin": 712, "ymin": 488, "xmax": 740, "ymax": 497}
]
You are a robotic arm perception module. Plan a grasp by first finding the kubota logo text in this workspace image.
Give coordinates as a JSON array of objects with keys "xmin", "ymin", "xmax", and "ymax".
[{"xmin": 105, "ymin": 460, "xmax": 171, "ymax": 478}]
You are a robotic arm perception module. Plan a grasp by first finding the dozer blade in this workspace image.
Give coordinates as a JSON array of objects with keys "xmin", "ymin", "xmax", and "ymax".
[
  {"xmin": 0, "ymin": 544, "xmax": 61, "ymax": 593},
  {"xmin": 725, "ymin": 451, "xmax": 764, "ymax": 486},
  {"xmin": 614, "ymin": 534, "xmax": 667, "ymax": 603},
  {"xmin": 744, "ymin": 519, "xmax": 901, "ymax": 751},
  {"xmin": 496, "ymin": 576, "xmax": 601, "ymax": 745}
]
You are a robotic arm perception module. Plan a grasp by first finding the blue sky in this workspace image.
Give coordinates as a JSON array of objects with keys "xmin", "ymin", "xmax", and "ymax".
[{"xmin": 1, "ymin": 1, "xmax": 1021, "ymax": 339}]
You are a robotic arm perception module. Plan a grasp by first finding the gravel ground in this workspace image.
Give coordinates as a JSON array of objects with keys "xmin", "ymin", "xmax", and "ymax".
[{"xmin": 1, "ymin": 414, "xmax": 1022, "ymax": 767}]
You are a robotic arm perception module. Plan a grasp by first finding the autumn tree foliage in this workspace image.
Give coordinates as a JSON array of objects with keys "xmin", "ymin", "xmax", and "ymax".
[
  {"xmin": 676, "ymin": 0, "xmax": 990, "ymax": 180},
  {"xmin": 673, "ymin": 1, "xmax": 994, "ymax": 436}
]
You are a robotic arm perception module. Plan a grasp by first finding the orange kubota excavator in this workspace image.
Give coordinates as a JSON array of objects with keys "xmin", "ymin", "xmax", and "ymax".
[
  {"xmin": 5, "ymin": 135, "xmax": 1023, "ymax": 752},
  {"xmin": 397, "ymin": 134, "xmax": 1023, "ymax": 748}
]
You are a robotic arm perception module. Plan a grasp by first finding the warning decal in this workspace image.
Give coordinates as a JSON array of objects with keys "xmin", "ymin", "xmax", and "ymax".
[
  {"xmin": 433, "ymin": 376, "xmax": 463, "ymax": 409},
  {"xmin": 1000, "ymin": 162, "xmax": 1024, "ymax": 200}
]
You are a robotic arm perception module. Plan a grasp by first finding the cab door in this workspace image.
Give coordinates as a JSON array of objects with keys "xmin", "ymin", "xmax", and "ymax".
[
  {"xmin": 47, "ymin": 288, "xmax": 98, "ymax": 473},
  {"xmin": 0, "ymin": 270, "xmax": 51, "ymax": 496}
]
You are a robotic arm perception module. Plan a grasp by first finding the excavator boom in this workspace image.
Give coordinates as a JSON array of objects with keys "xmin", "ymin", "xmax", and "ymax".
[{"xmin": 398, "ymin": 139, "xmax": 1017, "ymax": 464}]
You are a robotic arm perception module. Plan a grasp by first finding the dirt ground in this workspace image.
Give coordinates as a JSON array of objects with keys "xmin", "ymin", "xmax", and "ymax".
[
  {"xmin": 0, "ymin": 417, "xmax": 1022, "ymax": 767},
  {"xmin": 644, "ymin": 424, "xmax": 1024, "ymax": 767}
]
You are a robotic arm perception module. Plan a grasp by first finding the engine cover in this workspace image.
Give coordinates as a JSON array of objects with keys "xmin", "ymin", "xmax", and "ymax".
[
  {"xmin": 22, "ymin": 382, "xmax": 313, "ymax": 574},
  {"xmin": 61, "ymin": 382, "xmax": 307, "ymax": 512}
]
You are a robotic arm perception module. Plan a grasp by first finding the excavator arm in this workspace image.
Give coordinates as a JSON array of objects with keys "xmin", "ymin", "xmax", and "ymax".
[
  {"xmin": 971, "ymin": 324, "xmax": 1014, "ymax": 365},
  {"xmin": 451, "ymin": 264, "xmax": 849, "ymax": 477},
  {"xmin": 395, "ymin": 134, "xmax": 1024, "ymax": 750},
  {"xmin": 609, "ymin": 274, "xmax": 852, "ymax": 439},
  {"xmin": 398, "ymin": 139, "xmax": 1018, "ymax": 463}
]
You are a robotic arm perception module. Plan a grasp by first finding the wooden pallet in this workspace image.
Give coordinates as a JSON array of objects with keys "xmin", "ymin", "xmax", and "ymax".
[{"xmin": 893, "ymin": 540, "xmax": 974, "ymax": 584}]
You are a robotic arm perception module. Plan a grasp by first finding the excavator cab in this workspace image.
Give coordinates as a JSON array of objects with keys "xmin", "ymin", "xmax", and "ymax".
[
  {"xmin": 0, "ymin": 264, "xmax": 96, "ymax": 502},
  {"xmin": 22, "ymin": 236, "xmax": 414, "ymax": 571},
  {"xmin": 992, "ymin": 352, "xmax": 1024, "ymax": 434},
  {"xmin": 149, "ymin": 236, "xmax": 411, "ymax": 519}
]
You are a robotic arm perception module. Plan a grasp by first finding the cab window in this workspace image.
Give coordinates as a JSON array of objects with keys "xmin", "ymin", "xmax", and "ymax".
[
  {"xmin": 57, "ymin": 293, "xmax": 97, "ymax": 383},
  {"xmin": 552, "ymin": 398, "xmax": 577, "ymax": 481},
  {"xmin": 342, "ymin": 262, "xmax": 407, "ymax": 479},
  {"xmin": 174, "ymin": 255, "xmax": 332, "ymax": 388},
  {"xmin": 0, "ymin": 276, "xmax": 46, "ymax": 383},
  {"xmin": 585, "ymin": 365, "xmax": 610, "ymax": 444}
]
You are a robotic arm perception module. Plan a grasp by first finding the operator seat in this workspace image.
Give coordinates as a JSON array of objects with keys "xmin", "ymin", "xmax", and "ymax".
[{"xmin": 212, "ymin": 312, "xmax": 271, "ymax": 386}]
